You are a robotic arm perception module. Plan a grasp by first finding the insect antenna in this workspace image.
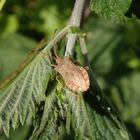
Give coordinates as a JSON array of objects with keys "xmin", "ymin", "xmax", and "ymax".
[
  {"xmin": 51, "ymin": 29, "xmax": 62, "ymax": 64},
  {"xmin": 53, "ymin": 43, "xmax": 59, "ymax": 59},
  {"xmin": 52, "ymin": 29, "xmax": 59, "ymax": 58}
]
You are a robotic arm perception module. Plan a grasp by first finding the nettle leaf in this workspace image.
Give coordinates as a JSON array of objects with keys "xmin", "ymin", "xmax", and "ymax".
[
  {"xmin": 65, "ymin": 91, "xmax": 95, "ymax": 139},
  {"xmin": 0, "ymin": 52, "xmax": 53, "ymax": 137},
  {"xmin": 0, "ymin": 26, "xmax": 69, "ymax": 138},
  {"xmin": 30, "ymin": 80, "xmax": 132, "ymax": 140},
  {"xmin": 30, "ymin": 83, "xmax": 58, "ymax": 140},
  {"xmin": 38, "ymin": 107, "xmax": 59, "ymax": 140},
  {"xmin": 90, "ymin": 0, "xmax": 132, "ymax": 23},
  {"xmin": 64, "ymin": 89, "xmax": 131, "ymax": 140}
]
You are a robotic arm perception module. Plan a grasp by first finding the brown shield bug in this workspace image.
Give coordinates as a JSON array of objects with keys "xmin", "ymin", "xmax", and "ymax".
[{"xmin": 52, "ymin": 51, "xmax": 90, "ymax": 92}]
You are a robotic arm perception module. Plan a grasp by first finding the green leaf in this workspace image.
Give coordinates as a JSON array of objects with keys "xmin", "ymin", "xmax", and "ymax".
[
  {"xmin": 0, "ymin": 52, "xmax": 53, "ymax": 136},
  {"xmin": 30, "ymin": 83, "xmax": 57, "ymax": 140},
  {"xmin": 90, "ymin": 0, "xmax": 132, "ymax": 23},
  {"xmin": 64, "ymin": 89, "xmax": 131, "ymax": 140},
  {"xmin": 65, "ymin": 91, "xmax": 95, "ymax": 139},
  {"xmin": 38, "ymin": 108, "xmax": 59, "ymax": 140},
  {"xmin": 0, "ymin": 26, "xmax": 69, "ymax": 137},
  {"xmin": 85, "ymin": 18, "xmax": 140, "ymax": 137},
  {"xmin": 111, "ymin": 72, "xmax": 140, "ymax": 130},
  {"xmin": 31, "ymin": 81, "xmax": 132, "ymax": 140},
  {"xmin": 0, "ymin": 125, "xmax": 32, "ymax": 140},
  {"xmin": 0, "ymin": 0, "xmax": 6, "ymax": 11},
  {"xmin": 85, "ymin": 19, "xmax": 123, "ymax": 75},
  {"xmin": 0, "ymin": 33, "xmax": 36, "ymax": 80}
]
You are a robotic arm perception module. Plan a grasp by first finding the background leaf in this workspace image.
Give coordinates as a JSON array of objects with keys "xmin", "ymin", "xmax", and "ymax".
[
  {"xmin": 111, "ymin": 72, "xmax": 140, "ymax": 130},
  {"xmin": 0, "ymin": 0, "xmax": 6, "ymax": 11},
  {"xmin": 0, "ymin": 33, "xmax": 36, "ymax": 80},
  {"xmin": 84, "ymin": 17, "xmax": 140, "ymax": 139},
  {"xmin": 90, "ymin": 0, "xmax": 132, "ymax": 23}
]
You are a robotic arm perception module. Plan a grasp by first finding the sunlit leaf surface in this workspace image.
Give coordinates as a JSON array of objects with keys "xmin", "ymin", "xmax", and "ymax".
[{"xmin": 0, "ymin": 53, "xmax": 53, "ymax": 136}]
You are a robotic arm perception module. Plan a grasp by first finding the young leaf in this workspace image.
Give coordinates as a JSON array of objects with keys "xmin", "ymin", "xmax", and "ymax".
[
  {"xmin": 0, "ymin": 53, "xmax": 53, "ymax": 137},
  {"xmin": 90, "ymin": 0, "xmax": 132, "ymax": 23}
]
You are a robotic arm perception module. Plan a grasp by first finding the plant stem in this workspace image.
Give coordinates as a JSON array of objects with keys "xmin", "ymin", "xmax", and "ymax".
[
  {"xmin": 65, "ymin": 0, "xmax": 86, "ymax": 56},
  {"xmin": 43, "ymin": 26, "xmax": 70, "ymax": 51}
]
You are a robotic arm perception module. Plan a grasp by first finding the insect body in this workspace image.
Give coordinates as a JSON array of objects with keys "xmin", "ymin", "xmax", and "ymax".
[{"xmin": 53, "ymin": 56, "xmax": 90, "ymax": 92}]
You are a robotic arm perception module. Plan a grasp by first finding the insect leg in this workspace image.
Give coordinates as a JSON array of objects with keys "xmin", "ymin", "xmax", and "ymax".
[
  {"xmin": 51, "ymin": 64, "xmax": 57, "ymax": 68},
  {"xmin": 84, "ymin": 66, "xmax": 89, "ymax": 70},
  {"xmin": 55, "ymin": 76, "xmax": 65, "ymax": 91},
  {"xmin": 75, "ymin": 60, "xmax": 81, "ymax": 65}
]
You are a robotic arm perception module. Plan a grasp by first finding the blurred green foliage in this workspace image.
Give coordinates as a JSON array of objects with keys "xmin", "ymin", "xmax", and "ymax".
[
  {"xmin": 90, "ymin": 0, "xmax": 132, "ymax": 22},
  {"xmin": 0, "ymin": 0, "xmax": 140, "ymax": 140},
  {"xmin": 84, "ymin": 18, "xmax": 140, "ymax": 139}
]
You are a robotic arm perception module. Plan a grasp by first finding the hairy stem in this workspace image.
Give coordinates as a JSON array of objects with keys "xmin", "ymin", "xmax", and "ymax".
[{"xmin": 65, "ymin": 0, "xmax": 86, "ymax": 56}]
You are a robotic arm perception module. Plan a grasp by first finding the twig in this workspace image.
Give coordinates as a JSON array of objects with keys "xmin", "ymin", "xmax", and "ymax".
[
  {"xmin": 79, "ymin": 36, "xmax": 89, "ymax": 66},
  {"xmin": 79, "ymin": 37, "xmax": 88, "ymax": 55},
  {"xmin": 65, "ymin": 0, "xmax": 86, "ymax": 56},
  {"xmin": 43, "ymin": 26, "xmax": 70, "ymax": 51}
]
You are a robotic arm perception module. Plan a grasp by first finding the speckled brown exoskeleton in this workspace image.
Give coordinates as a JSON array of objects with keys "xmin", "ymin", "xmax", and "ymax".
[{"xmin": 52, "ymin": 51, "xmax": 90, "ymax": 92}]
